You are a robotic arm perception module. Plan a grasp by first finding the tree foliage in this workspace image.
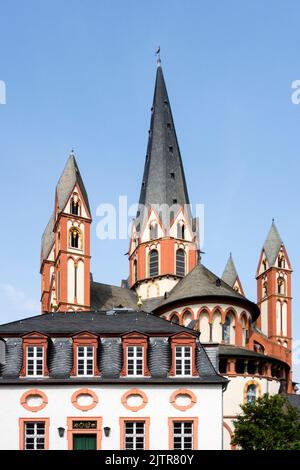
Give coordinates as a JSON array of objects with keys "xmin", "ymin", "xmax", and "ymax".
[{"xmin": 232, "ymin": 393, "xmax": 300, "ymax": 450}]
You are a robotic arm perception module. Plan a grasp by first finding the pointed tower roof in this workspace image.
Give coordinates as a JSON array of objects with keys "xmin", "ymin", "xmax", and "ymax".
[
  {"xmin": 40, "ymin": 153, "xmax": 90, "ymax": 264},
  {"xmin": 222, "ymin": 253, "xmax": 239, "ymax": 287},
  {"xmin": 137, "ymin": 62, "xmax": 191, "ymax": 228},
  {"xmin": 56, "ymin": 152, "xmax": 90, "ymax": 215},
  {"xmin": 263, "ymin": 221, "xmax": 282, "ymax": 267}
]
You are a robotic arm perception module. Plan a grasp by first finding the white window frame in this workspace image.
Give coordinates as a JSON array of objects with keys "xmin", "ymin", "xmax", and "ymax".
[
  {"xmin": 173, "ymin": 421, "xmax": 193, "ymax": 450},
  {"xmin": 26, "ymin": 346, "xmax": 44, "ymax": 376},
  {"xmin": 127, "ymin": 345, "xmax": 144, "ymax": 376},
  {"xmin": 24, "ymin": 421, "xmax": 46, "ymax": 450},
  {"xmin": 175, "ymin": 346, "xmax": 192, "ymax": 376},
  {"xmin": 77, "ymin": 345, "xmax": 94, "ymax": 376},
  {"xmin": 124, "ymin": 421, "xmax": 145, "ymax": 450}
]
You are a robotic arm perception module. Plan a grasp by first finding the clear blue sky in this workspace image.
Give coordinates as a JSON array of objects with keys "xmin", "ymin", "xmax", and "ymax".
[{"xmin": 0, "ymin": 1, "xmax": 299, "ymax": 383}]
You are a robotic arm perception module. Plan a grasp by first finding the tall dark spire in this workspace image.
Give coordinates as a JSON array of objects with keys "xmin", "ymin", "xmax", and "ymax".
[{"xmin": 137, "ymin": 62, "xmax": 191, "ymax": 228}]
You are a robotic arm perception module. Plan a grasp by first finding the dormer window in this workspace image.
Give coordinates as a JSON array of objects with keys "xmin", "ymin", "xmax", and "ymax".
[
  {"xmin": 77, "ymin": 346, "xmax": 94, "ymax": 376},
  {"xmin": 127, "ymin": 346, "xmax": 144, "ymax": 376},
  {"xmin": 20, "ymin": 332, "xmax": 49, "ymax": 378},
  {"xmin": 170, "ymin": 333, "xmax": 197, "ymax": 377},
  {"xmin": 121, "ymin": 333, "xmax": 150, "ymax": 377},
  {"xmin": 175, "ymin": 346, "xmax": 192, "ymax": 376},
  {"xmin": 26, "ymin": 346, "xmax": 44, "ymax": 376},
  {"xmin": 71, "ymin": 332, "xmax": 100, "ymax": 377}
]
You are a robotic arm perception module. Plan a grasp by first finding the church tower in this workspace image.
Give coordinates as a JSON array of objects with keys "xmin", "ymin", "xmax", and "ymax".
[
  {"xmin": 40, "ymin": 153, "xmax": 91, "ymax": 312},
  {"xmin": 256, "ymin": 221, "xmax": 292, "ymax": 352},
  {"xmin": 129, "ymin": 60, "xmax": 199, "ymax": 300}
]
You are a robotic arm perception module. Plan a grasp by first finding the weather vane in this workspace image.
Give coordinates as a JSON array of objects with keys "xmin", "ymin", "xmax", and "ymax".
[{"xmin": 155, "ymin": 46, "xmax": 161, "ymax": 65}]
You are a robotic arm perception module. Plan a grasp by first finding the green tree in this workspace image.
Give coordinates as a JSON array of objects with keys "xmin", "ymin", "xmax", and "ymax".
[{"xmin": 232, "ymin": 393, "xmax": 300, "ymax": 450}]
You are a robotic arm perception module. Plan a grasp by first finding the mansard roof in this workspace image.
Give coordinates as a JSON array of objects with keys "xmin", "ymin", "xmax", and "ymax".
[
  {"xmin": 56, "ymin": 153, "xmax": 90, "ymax": 215},
  {"xmin": 0, "ymin": 310, "xmax": 196, "ymax": 336},
  {"xmin": 154, "ymin": 263, "xmax": 260, "ymax": 321},
  {"xmin": 0, "ymin": 311, "xmax": 226, "ymax": 384},
  {"xmin": 263, "ymin": 221, "xmax": 283, "ymax": 267},
  {"xmin": 137, "ymin": 62, "xmax": 192, "ymax": 229},
  {"xmin": 222, "ymin": 253, "xmax": 239, "ymax": 287}
]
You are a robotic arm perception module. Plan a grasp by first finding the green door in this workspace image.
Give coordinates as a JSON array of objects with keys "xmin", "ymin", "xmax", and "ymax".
[{"xmin": 73, "ymin": 434, "xmax": 97, "ymax": 450}]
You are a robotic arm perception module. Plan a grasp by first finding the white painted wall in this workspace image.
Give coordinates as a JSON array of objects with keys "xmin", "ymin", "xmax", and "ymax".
[{"xmin": 0, "ymin": 383, "xmax": 223, "ymax": 450}]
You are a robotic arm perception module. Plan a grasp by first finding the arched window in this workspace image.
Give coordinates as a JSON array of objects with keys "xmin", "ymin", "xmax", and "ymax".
[
  {"xmin": 70, "ymin": 196, "xmax": 80, "ymax": 216},
  {"xmin": 149, "ymin": 249, "xmax": 159, "ymax": 277},
  {"xmin": 149, "ymin": 223, "xmax": 158, "ymax": 240},
  {"xmin": 263, "ymin": 281, "xmax": 268, "ymax": 297},
  {"xmin": 241, "ymin": 315, "xmax": 248, "ymax": 347},
  {"xmin": 176, "ymin": 249, "xmax": 185, "ymax": 277},
  {"xmin": 224, "ymin": 316, "xmax": 231, "ymax": 344},
  {"xmin": 133, "ymin": 259, "xmax": 138, "ymax": 284},
  {"xmin": 170, "ymin": 314, "xmax": 179, "ymax": 324},
  {"xmin": 278, "ymin": 253, "xmax": 285, "ymax": 268},
  {"xmin": 262, "ymin": 259, "xmax": 267, "ymax": 271},
  {"xmin": 246, "ymin": 384, "xmax": 257, "ymax": 405},
  {"xmin": 277, "ymin": 277, "xmax": 285, "ymax": 295},
  {"xmin": 69, "ymin": 228, "xmax": 81, "ymax": 249},
  {"xmin": 212, "ymin": 310, "xmax": 222, "ymax": 343},
  {"xmin": 199, "ymin": 310, "xmax": 210, "ymax": 342},
  {"xmin": 177, "ymin": 223, "xmax": 185, "ymax": 239},
  {"xmin": 224, "ymin": 311, "xmax": 235, "ymax": 345},
  {"xmin": 182, "ymin": 310, "xmax": 193, "ymax": 327}
]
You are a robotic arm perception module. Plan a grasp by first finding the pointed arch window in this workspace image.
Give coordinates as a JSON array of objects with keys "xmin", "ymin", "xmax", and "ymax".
[
  {"xmin": 241, "ymin": 315, "xmax": 249, "ymax": 347},
  {"xmin": 246, "ymin": 384, "xmax": 257, "ymax": 405},
  {"xmin": 69, "ymin": 227, "xmax": 81, "ymax": 249},
  {"xmin": 262, "ymin": 259, "xmax": 267, "ymax": 271},
  {"xmin": 149, "ymin": 223, "xmax": 158, "ymax": 240},
  {"xmin": 177, "ymin": 223, "xmax": 185, "ymax": 240},
  {"xmin": 176, "ymin": 249, "xmax": 185, "ymax": 277},
  {"xmin": 170, "ymin": 314, "xmax": 179, "ymax": 325},
  {"xmin": 70, "ymin": 196, "xmax": 80, "ymax": 216},
  {"xmin": 224, "ymin": 311, "xmax": 235, "ymax": 345},
  {"xmin": 277, "ymin": 277, "xmax": 285, "ymax": 295},
  {"xmin": 149, "ymin": 249, "xmax": 159, "ymax": 277},
  {"xmin": 133, "ymin": 259, "xmax": 138, "ymax": 284},
  {"xmin": 278, "ymin": 253, "xmax": 285, "ymax": 268}
]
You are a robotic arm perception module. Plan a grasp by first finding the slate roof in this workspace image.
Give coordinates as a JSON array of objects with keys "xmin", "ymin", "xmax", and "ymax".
[
  {"xmin": 222, "ymin": 254, "xmax": 239, "ymax": 287},
  {"xmin": 286, "ymin": 394, "xmax": 300, "ymax": 412},
  {"xmin": 263, "ymin": 221, "xmax": 282, "ymax": 267},
  {"xmin": 40, "ymin": 213, "xmax": 55, "ymax": 263},
  {"xmin": 56, "ymin": 153, "xmax": 90, "ymax": 215},
  {"xmin": 218, "ymin": 344, "xmax": 266, "ymax": 359},
  {"xmin": 90, "ymin": 281, "xmax": 138, "ymax": 311},
  {"xmin": 136, "ymin": 62, "xmax": 192, "ymax": 229},
  {"xmin": 0, "ymin": 310, "xmax": 198, "ymax": 336},
  {"xmin": 0, "ymin": 310, "xmax": 226, "ymax": 384},
  {"xmin": 154, "ymin": 263, "xmax": 260, "ymax": 320}
]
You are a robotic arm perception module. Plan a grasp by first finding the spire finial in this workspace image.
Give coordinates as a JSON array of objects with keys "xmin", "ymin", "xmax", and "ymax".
[
  {"xmin": 155, "ymin": 46, "xmax": 161, "ymax": 67},
  {"xmin": 272, "ymin": 217, "xmax": 275, "ymax": 223}
]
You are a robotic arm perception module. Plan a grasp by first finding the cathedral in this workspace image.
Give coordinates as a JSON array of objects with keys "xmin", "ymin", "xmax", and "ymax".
[{"xmin": 0, "ymin": 59, "xmax": 297, "ymax": 450}]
